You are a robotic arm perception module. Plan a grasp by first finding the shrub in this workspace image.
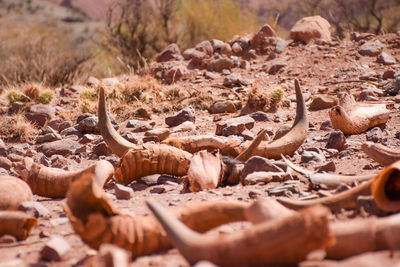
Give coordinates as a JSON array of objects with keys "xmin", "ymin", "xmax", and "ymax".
[
  {"xmin": 0, "ymin": 114, "xmax": 39, "ymax": 142},
  {"xmin": 38, "ymin": 92, "xmax": 54, "ymax": 104}
]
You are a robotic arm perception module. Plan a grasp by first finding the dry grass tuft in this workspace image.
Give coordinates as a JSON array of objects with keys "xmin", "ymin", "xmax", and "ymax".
[
  {"xmin": 0, "ymin": 114, "xmax": 39, "ymax": 142},
  {"xmin": 23, "ymin": 83, "xmax": 41, "ymax": 100}
]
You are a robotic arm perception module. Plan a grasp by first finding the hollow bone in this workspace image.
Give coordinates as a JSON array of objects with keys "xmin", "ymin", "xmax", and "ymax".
[
  {"xmin": 361, "ymin": 141, "xmax": 400, "ymax": 166},
  {"xmin": 65, "ymin": 172, "xmax": 251, "ymax": 259},
  {"xmin": 17, "ymin": 158, "xmax": 114, "ymax": 198},
  {"xmin": 147, "ymin": 199, "xmax": 334, "ymax": 267},
  {"xmin": 0, "ymin": 211, "xmax": 37, "ymax": 240},
  {"xmin": 282, "ymin": 155, "xmax": 375, "ymax": 188},
  {"xmin": 0, "ymin": 175, "xmax": 33, "ymax": 210},
  {"xmin": 277, "ymin": 180, "xmax": 372, "ymax": 212},
  {"xmin": 162, "ymin": 79, "xmax": 308, "ymax": 159},
  {"xmin": 328, "ymin": 92, "xmax": 390, "ymax": 134}
]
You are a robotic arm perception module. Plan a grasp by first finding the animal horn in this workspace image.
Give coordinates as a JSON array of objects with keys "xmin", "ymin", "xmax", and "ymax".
[
  {"xmin": 146, "ymin": 199, "xmax": 334, "ymax": 267},
  {"xmin": 361, "ymin": 141, "xmax": 400, "ymax": 166},
  {"xmin": 0, "ymin": 175, "xmax": 33, "ymax": 210},
  {"xmin": 235, "ymin": 129, "xmax": 268, "ymax": 162},
  {"xmin": 277, "ymin": 180, "xmax": 372, "ymax": 212},
  {"xmin": 371, "ymin": 160, "xmax": 400, "ymax": 212},
  {"xmin": 98, "ymin": 86, "xmax": 137, "ymax": 157},
  {"xmin": 17, "ymin": 158, "xmax": 114, "ymax": 198},
  {"xmin": 0, "ymin": 211, "xmax": 37, "ymax": 240}
]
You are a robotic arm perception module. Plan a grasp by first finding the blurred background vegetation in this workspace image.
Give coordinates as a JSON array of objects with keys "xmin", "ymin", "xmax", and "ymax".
[{"xmin": 0, "ymin": 0, "xmax": 399, "ymax": 87}]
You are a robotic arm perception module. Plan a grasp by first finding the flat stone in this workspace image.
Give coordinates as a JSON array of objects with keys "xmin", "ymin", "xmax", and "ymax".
[
  {"xmin": 41, "ymin": 235, "xmax": 71, "ymax": 261},
  {"xmin": 249, "ymin": 111, "xmax": 270, "ymax": 122},
  {"xmin": 115, "ymin": 184, "xmax": 133, "ymax": 200},
  {"xmin": 150, "ymin": 187, "xmax": 166, "ymax": 194},
  {"xmin": 173, "ymin": 121, "xmax": 196, "ymax": 133},
  {"xmin": 317, "ymin": 161, "xmax": 336, "ymax": 173},
  {"xmin": 87, "ymin": 244, "xmax": 130, "ymax": 267},
  {"xmin": 18, "ymin": 201, "xmax": 50, "ymax": 218},
  {"xmin": 377, "ymin": 52, "xmax": 396, "ymax": 65},
  {"xmin": 207, "ymin": 58, "xmax": 234, "ymax": 72},
  {"xmin": 309, "ymin": 95, "xmax": 337, "ymax": 110},
  {"xmin": 366, "ymin": 127, "xmax": 384, "ymax": 143},
  {"xmin": 358, "ymin": 40, "xmax": 384, "ymax": 56},
  {"xmin": 79, "ymin": 134, "xmax": 97, "ymax": 144},
  {"xmin": 126, "ymin": 120, "xmax": 154, "ymax": 132},
  {"xmin": 273, "ymin": 125, "xmax": 291, "ymax": 140},
  {"xmin": 36, "ymin": 133, "xmax": 62, "ymax": 144},
  {"xmin": 121, "ymin": 132, "xmax": 139, "ymax": 144},
  {"xmin": 326, "ymin": 130, "xmax": 347, "ymax": 151},
  {"xmin": 38, "ymin": 139, "xmax": 81, "ymax": 157},
  {"xmin": 248, "ymin": 189, "xmax": 262, "ymax": 199},
  {"xmin": 215, "ymin": 116, "xmax": 254, "ymax": 136},
  {"xmin": 145, "ymin": 128, "xmax": 170, "ymax": 141},
  {"xmin": 209, "ymin": 100, "xmax": 237, "ymax": 114},
  {"xmin": 241, "ymin": 156, "xmax": 284, "ymax": 181},
  {"xmin": 320, "ymin": 120, "xmax": 332, "ymax": 130},
  {"xmin": 165, "ymin": 106, "xmax": 195, "ymax": 127},
  {"xmin": 92, "ymin": 141, "xmax": 112, "ymax": 156},
  {"xmin": 164, "ymin": 65, "xmax": 189, "ymax": 84},
  {"xmin": 0, "ymin": 156, "xmax": 12, "ymax": 170},
  {"xmin": 268, "ymin": 62, "xmax": 287, "ymax": 75},
  {"xmin": 155, "ymin": 43, "xmax": 182, "ymax": 62},
  {"xmin": 77, "ymin": 116, "xmax": 99, "ymax": 133},
  {"xmin": 301, "ymin": 149, "xmax": 325, "ymax": 163},
  {"xmin": 25, "ymin": 104, "xmax": 55, "ymax": 127}
]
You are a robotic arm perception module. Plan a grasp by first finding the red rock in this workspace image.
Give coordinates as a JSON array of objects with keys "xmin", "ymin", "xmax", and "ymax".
[
  {"xmin": 41, "ymin": 235, "xmax": 71, "ymax": 261},
  {"xmin": 18, "ymin": 201, "xmax": 50, "ymax": 218},
  {"xmin": 250, "ymin": 24, "xmax": 276, "ymax": 48},
  {"xmin": 164, "ymin": 65, "xmax": 189, "ymax": 84},
  {"xmin": 216, "ymin": 116, "xmax": 255, "ymax": 136},
  {"xmin": 290, "ymin": 16, "xmax": 331, "ymax": 44},
  {"xmin": 145, "ymin": 128, "xmax": 170, "ymax": 141},
  {"xmin": 195, "ymin": 40, "xmax": 213, "ymax": 56},
  {"xmin": 115, "ymin": 184, "xmax": 133, "ymax": 200},
  {"xmin": 38, "ymin": 139, "xmax": 81, "ymax": 157},
  {"xmin": 207, "ymin": 58, "xmax": 234, "ymax": 72},
  {"xmin": 0, "ymin": 156, "xmax": 12, "ymax": 170},
  {"xmin": 155, "ymin": 43, "xmax": 182, "ymax": 62},
  {"xmin": 165, "ymin": 106, "xmax": 195, "ymax": 127}
]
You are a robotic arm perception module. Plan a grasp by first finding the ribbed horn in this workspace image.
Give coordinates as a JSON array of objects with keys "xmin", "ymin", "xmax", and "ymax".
[
  {"xmin": 147, "ymin": 199, "xmax": 334, "ymax": 267},
  {"xmin": 17, "ymin": 158, "xmax": 114, "ymax": 198},
  {"xmin": 277, "ymin": 180, "xmax": 372, "ymax": 212},
  {"xmin": 371, "ymin": 160, "xmax": 400, "ymax": 212},
  {"xmin": 362, "ymin": 141, "xmax": 400, "ymax": 166},
  {"xmin": 98, "ymin": 86, "xmax": 137, "ymax": 157}
]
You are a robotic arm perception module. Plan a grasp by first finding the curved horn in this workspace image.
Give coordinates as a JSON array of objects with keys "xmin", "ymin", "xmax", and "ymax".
[
  {"xmin": 238, "ymin": 79, "xmax": 308, "ymax": 159},
  {"xmin": 235, "ymin": 129, "xmax": 268, "ymax": 162},
  {"xmin": 282, "ymin": 155, "xmax": 375, "ymax": 187},
  {"xmin": 361, "ymin": 141, "xmax": 400, "ymax": 166},
  {"xmin": 98, "ymin": 86, "xmax": 137, "ymax": 157},
  {"xmin": 371, "ymin": 160, "xmax": 400, "ymax": 212},
  {"xmin": 17, "ymin": 158, "xmax": 114, "ymax": 198},
  {"xmin": 147, "ymin": 199, "xmax": 334, "ymax": 267},
  {"xmin": 277, "ymin": 180, "xmax": 372, "ymax": 212}
]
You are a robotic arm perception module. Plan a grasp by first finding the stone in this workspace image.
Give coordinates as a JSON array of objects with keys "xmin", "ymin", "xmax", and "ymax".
[
  {"xmin": 204, "ymin": 71, "xmax": 219, "ymax": 80},
  {"xmin": 50, "ymin": 155, "xmax": 70, "ymax": 169},
  {"xmin": 320, "ymin": 120, "xmax": 332, "ymax": 130},
  {"xmin": 0, "ymin": 156, "xmax": 12, "ymax": 170},
  {"xmin": 249, "ymin": 189, "xmax": 262, "ymax": 199},
  {"xmin": 164, "ymin": 65, "xmax": 189, "ymax": 84},
  {"xmin": 173, "ymin": 121, "xmax": 196, "ymax": 133},
  {"xmin": 209, "ymin": 100, "xmax": 237, "ymax": 114},
  {"xmin": 290, "ymin": 16, "xmax": 331, "ymax": 44},
  {"xmin": 121, "ymin": 132, "xmax": 139, "ymax": 144},
  {"xmin": 25, "ymin": 104, "xmax": 55, "ymax": 127},
  {"xmin": 79, "ymin": 134, "xmax": 97, "ymax": 144},
  {"xmin": 38, "ymin": 139, "xmax": 81, "ymax": 157},
  {"xmin": 207, "ymin": 58, "xmax": 234, "ymax": 72},
  {"xmin": 383, "ymin": 78, "xmax": 400, "ymax": 96},
  {"xmin": 377, "ymin": 52, "xmax": 396, "ymax": 65},
  {"xmin": 0, "ymin": 235, "xmax": 16, "ymax": 244},
  {"xmin": 326, "ymin": 130, "xmax": 347, "ymax": 151},
  {"xmin": 309, "ymin": 95, "xmax": 338, "ymax": 110},
  {"xmin": 275, "ymin": 37, "xmax": 290, "ymax": 53},
  {"xmin": 92, "ymin": 141, "xmax": 112, "ymax": 156},
  {"xmin": 86, "ymin": 244, "xmax": 130, "ymax": 267},
  {"xmin": 115, "ymin": 184, "xmax": 133, "ymax": 200},
  {"xmin": 250, "ymin": 24, "xmax": 276, "ymax": 48},
  {"xmin": 273, "ymin": 125, "xmax": 291, "ymax": 140},
  {"xmin": 268, "ymin": 62, "xmax": 287, "ymax": 75},
  {"xmin": 195, "ymin": 40, "xmax": 213, "ymax": 56},
  {"xmin": 249, "ymin": 111, "xmax": 270, "ymax": 122},
  {"xmin": 36, "ymin": 133, "xmax": 62, "ymax": 144},
  {"xmin": 165, "ymin": 106, "xmax": 195, "ymax": 127},
  {"xmin": 317, "ymin": 161, "xmax": 336, "ymax": 173},
  {"xmin": 240, "ymin": 60, "xmax": 250, "ymax": 70},
  {"xmin": 357, "ymin": 195, "xmax": 386, "ymax": 216},
  {"xmin": 143, "ymin": 136, "xmax": 159, "ymax": 143},
  {"xmin": 77, "ymin": 116, "xmax": 99, "ymax": 133},
  {"xmin": 383, "ymin": 69, "xmax": 395, "ymax": 79},
  {"xmin": 232, "ymin": 42, "xmax": 243, "ymax": 53},
  {"xmin": 188, "ymin": 50, "xmax": 208, "ymax": 66},
  {"xmin": 41, "ymin": 235, "xmax": 71, "ymax": 261},
  {"xmin": 366, "ymin": 127, "xmax": 384, "ymax": 143},
  {"xmin": 126, "ymin": 120, "xmax": 154, "ymax": 132},
  {"xmin": 155, "ymin": 43, "xmax": 182, "ymax": 62},
  {"xmin": 223, "ymin": 74, "xmax": 241, "ymax": 86},
  {"xmin": 18, "ymin": 201, "xmax": 50, "ymax": 218},
  {"xmin": 182, "ymin": 48, "xmax": 196, "ymax": 60},
  {"xmin": 145, "ymin": 128, "xmax": 170, "ymax": 141},
  {"xmin": 240, "ymin": 156, "xmax": 284, "ymax": 182},
  {"xmin": 358, "ymin": 40, "xmax": 384, "ymax": 56},
  {"xmin": 301, "ymin": 149, "xmax": 325, "ymax": 163},
  {"xmin": 215, "ymin": 116, "xmax": 255, "ymax": 136},
  {"xmin": 150, "ymin": 187, "xmax": 166, "ymax": 194},
  {"xmin": 0, "ymin": 139, "xmax": 6, "ymax": 157},
  {"xmin": 86, "ymin": 76, "xmax": 100, "ymax": 87},
  {"xmin": 60, "ymin": 127, "xmax": 82, "ymax": 138}
]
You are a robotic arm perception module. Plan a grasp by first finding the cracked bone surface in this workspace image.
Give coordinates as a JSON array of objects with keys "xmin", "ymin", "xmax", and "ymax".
[
  {"xmin": 162, "ymin": 79, "xmax": 308, "ymax": 159},
  {"xmin": 65, "ymin": 172, "xmax": 252, "ymax": 259},
  {"xmin": 0, "ymin": 175, "xmax": 33, "ymax": 210},
  {"xmin": 147, "ymin": 199, "xmax": 334, "ymax": 267},
  {"xmin": 329, "ymin": 92, "xmax": 390, "ymax": 134},
  {"xmin": 16, "ymin": 158, "xmax": 114, "ymax": 198},
  {"xmin": 361, "ymin": 141, "xmax": 400, "ymax": 166}
]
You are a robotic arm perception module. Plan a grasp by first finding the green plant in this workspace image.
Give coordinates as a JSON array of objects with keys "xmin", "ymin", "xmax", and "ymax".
[
  {"xmin": 80, "ymin": 90, "xmax": 98, "ymax": 101},
  {"xmin": 269, "ymin": 87, "xmax": 284, "ymax": 110},
  {"xmin": 38, "ymin": 91, "xmax": 53, "ymax": 104},
  {"xmin": 80, "ymin": 100, "xmax": 91, "ymax": 113},
  {"xmin": 7, "ymin": 90, "xmax": 29, "ymax": 103}
]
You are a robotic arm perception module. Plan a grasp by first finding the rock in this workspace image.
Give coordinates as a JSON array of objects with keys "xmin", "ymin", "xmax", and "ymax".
[
  {"xmin": 290, "ymin": 15, "xmax": 331, "ymax": 44},
  {"xmin": 320, "ymin": 120, "xmax": 333, "ymax": 130},
  {"xmin": 275, "ymin": 37, "xmax": 290, "ymax": 53},
  {"xmin": 194, "ymin": 261, "xmax": 219, "ymax": 267},
  {"xmin": 215, "ymin": 116, "xmax": 255, "ymax": 136},
  {"xmin": 249, "ymin": 189, "xmax": 262, "ymax": 199},
  {"xmin": 92, "ymin": 141, "xmax": 112, "ymax": 156},
  {"xmin": 36, "ymin": 133, "xmax": 62, "ymax": 144},
  {"xmin": 223, "ymin": 74, "xmax": 241, "ymax": 86},
  {"xmin": 188, "ymin": 50, "xmax": 208, "ymax": 66},
  {"xmin": 326, "ymin": 130, "xmax": 347, "ymax": 151},
  {"xmin": 195, "ymin": 40, "xmax": 213, "ymax": 56},
  {"xmin": 164, "ymin": 65, "xmax": 189, "ymax": 84},
  {"xmin": 41, "ymin": 235, "xmax": 71, "ymax": 261},
  {"xmin": 18, "ymin": 201, "xmax": 50, "ymax": 218},
  {"xmin": 173, "ymin": 121, "xmax": 196, "ymax": 133},
  {"xmin": 273, "ymin": 125, "xmax": 291, "ymax": 140},
  {"xmin": 79, "ymin": 134, "xmax": 97, "ymax": 144},
  {"xmin": 351, "ymin": 32, "xmax": 375, "ymax": 41},
  {"xmin": 38, "ymin": 139, "xmax": 81, "ymax": 157},
  {"xmin": 115, "ymin": 184, "xmax": 133, "ymax": 200},
  {"xmin": 50, "ymin": 155, "xmax": 70, "ymax": 169},
  {"xmin": 25, "ymin": 104, "xmax": 55, "ymax": 127},
  {"xmin": 0, "ymin": 139, "xmax": 6, "ymax": 157},
  {"xmin": 182, "ymin": 48, "xmax": 196, "ymax": 60},
  {"xmin": 250, "ymin": 24, "xmax": 276, "ymax": 48},
  {"xmin": 383, "ymin": 78, "xmax": 400, "ymax": 96},
  {"xmin": 240, "ymin": 156, "xmax": 284, "ymax": 182},
  {"xmin": 383, "ymin": 69, "xmax": 395, "ymax": 79},
  {"xmin": 77, "ymin": 116, "xmax": 99, "ymax": 133},
  {"xmin": 204, "ymin": 71, "xmax": 219, "ymax": 80},
  {"xmin": 240, "ymin": 60, "xmax": 250, "ymax": 70},
  {"xmin": 207, "ymin": 58, "xmax": 234, "ymax": 72},
  {"xmin": 119, "ymin": 132, "xmax": 138, "ymax": 145},
  {"xmin": 0, "ymin": 156, "xmax": 12, "ymax": 170},
  {"xmin": 143, "ymin": 136, "xmax": 159, "ymax": 143},
  {"xmin": 357, "ymin": 195, "xmax": 387, "ymax": 216},
  {"xmin": 150, "ymin": 187, "xmax": 166, "ymax": 194},
  {"xmin": 232, "ymin": 42, "xmax": 243, "ymax": 53},
  {"xmin": 268, "ymin": 62, "xmax": 287, "ymax": 75},
  {"xmin": 249, "ymin": 111, "xmax": 270, "ymax": 122},
  {"xmin": 60, "ymin": 127, "xmax": 82, "ymax": 138},
  {"xmin": 155, "ymin": 43, "xmax": 182, "ymax": 62},
  {"xmin": 145, "ymin": 128, "xmax": 170, "ymax": 141},
  {"xmin": 165, "ymin": 106, "xmax": 195, "ymax": 127},
  {"xmin": 86, "ymin": 76, "xmax": 100, "ymax": 87},
  {"xmin": 301, "ymin": 149, "xmax": 325, "ymax": 163},
  {"xmin": 366, "ymin": 127, "xmax": 384, "ymax": 143},
  {"xmin": 126, "ymin": 120, "xmax": 154, "ymax": 132},
  {"xmin": 358, "ymin": 40, "xmax": 384, "ymax": 56},
  {"xmin": 317, "ymin": 161, "xmax": 336, "ymax": 173},
  {"xmin": 86, "ymin": 244, "xmax": 130, "ymax": 267},
  {"xmin": 309, "ymin": 95, "xmax": 338, "ymax": 110},
  {"xmin": 377, "ymin": 51, "xmax": 396, "ymax": 65},
  {"xmin": 209, "ymin": 100, "xmax": 237, "ymax": 114}
]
